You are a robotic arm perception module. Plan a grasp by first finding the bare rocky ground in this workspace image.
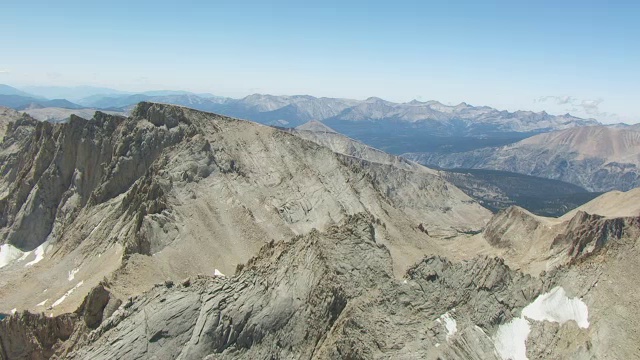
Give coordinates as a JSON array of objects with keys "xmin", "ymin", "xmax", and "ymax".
[
  {"xmin": 0, "ymin": 103, "xmax": 488, "ymax": 316},
  {"xmin": 0, "ymin": 108, "xmax": 22, "ymax": 139},
  {"xmin": 1, "ymin": 105, "xmax": 639, "ymax": 359},
  {"xmin": 2, "ymin": 208, "xmax": 639, "ymax": 359}
]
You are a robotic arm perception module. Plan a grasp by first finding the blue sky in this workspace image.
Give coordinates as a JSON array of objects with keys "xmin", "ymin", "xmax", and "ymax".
[{"xmin": 1, "ymin": 0, "xmax": 638, "ymax": 123}]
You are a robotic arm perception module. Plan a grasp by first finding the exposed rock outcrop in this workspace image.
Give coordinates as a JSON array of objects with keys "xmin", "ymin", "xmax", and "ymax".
[
  {"xmin": 0, "ymin": 102, "xmax": 489, "ymax": 317},
  {"xmin": 0, "ymin": 215, "xmax": 537, "ymax": 359},
  {"xmin": 0, "ymin": 312, "xmax": 75, "ymax": 360},
  {"xmin": 0, "ymin": 285, "xmax": 119, "ymax": 360},
  {"xmin": 4, "ymin": 211, "xmax": 636, "ymax": 359},
  {"xmin": 480, "ymin": 190, "xmax": 640, "ymax": 277},
  {"xmin": 0, "ymin": 107, "xmax": 23, "ymax": 140},
  {"xmin": 552, "ymin": 211, "xmax": 640, "ymax": 260}
]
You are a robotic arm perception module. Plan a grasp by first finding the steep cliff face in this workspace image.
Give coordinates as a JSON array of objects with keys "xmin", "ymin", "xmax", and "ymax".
[
  {"xmin": 0, "ymin": 312, "xmax": 76, "ymax": 360},
  {"xmin": 0, "ymin": 102, "xmax": 490, "ymax": 316},
  {"xmin": 0, "ymin": 110, "xmax": 186, "ymax": 250},
  {"xmin": 5, "ymin": 103, "xmax": 638, "ymax": 359},
  {"xmin": 0, "ymin": 284, "xmax": 119, "ymax": 360},
  {"xmin": 551, "ymin": 211, "xmax": 640, "ymax": 260},
  {"xmin": 0, "ymin": 107, "xmax": 23, "ymax": 140},
  {"xmin": 480, "ymin": 189, "xmax": 640, "ymax": 276}
]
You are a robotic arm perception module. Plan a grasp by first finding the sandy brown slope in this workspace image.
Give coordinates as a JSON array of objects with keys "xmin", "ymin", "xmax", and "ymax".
[
  {"xmin": 517, "ymin": 125, "xmax": 640, "ymax": 163},
  {"xmin": 560, "ymin": 187, "xmax": 640, "ymax": 219},
  {"xmin": 479, "ymin": 187, "xmax": 640, "ymax": 275},
  {"xmin": 0, "ymin": 102, "xmax": 490, "ymax": 316},
  {"xmin": 405, "ymin": 125, "xmax": 640, "ymax": 192}
]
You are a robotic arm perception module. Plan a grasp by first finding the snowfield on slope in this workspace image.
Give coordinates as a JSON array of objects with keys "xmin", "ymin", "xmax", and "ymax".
[{"xmin": 494, "ymin": 286, "xmax": 589, "ymax": 360}]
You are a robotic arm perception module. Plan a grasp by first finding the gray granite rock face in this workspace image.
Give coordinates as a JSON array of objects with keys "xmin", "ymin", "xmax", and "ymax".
[{"xmin": 3, "ymin": 212, "xmax": 640, "ymax": 359}]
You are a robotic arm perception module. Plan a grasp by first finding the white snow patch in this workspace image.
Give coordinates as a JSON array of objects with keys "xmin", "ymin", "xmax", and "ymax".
[
  {"xmin": 437, "ymin": 312, "xmax": 458, "ymax": 340},
  {"xmin": 494, "ymin": 317, "xmax": 530, "ymax": 360},
  {"xmin": 522, "ymin": 287, "xmax": 589, "ymax": 328},
  {"xmin": 25, "ymin": 242, "xmax": 49, "ymax": 267},
  {"xmin": 68, "ymin": 268, "xmax": 80, "ymax": 281},
  {"xmin": 214, "ymin": 269, "xmax": 225, "ymax": 277},
  {"xmin": 51, "ymin": 281, "xmax": 84, "ymax": 308},
  {"xmin": 493, "ymin": 286, "xmax": 590, "ymax": 360},
  {"xmin": 0, "ymin": 244, "xmax": 26, "ymax": 268},
  {"xmin": 37, "ymin": 299, "xmax": 48, "ymax": 307}
]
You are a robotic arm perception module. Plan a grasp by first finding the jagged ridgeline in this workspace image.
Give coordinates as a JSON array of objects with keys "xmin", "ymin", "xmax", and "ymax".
[
  {"xmin": 1, "ymin": 104, "xmax": 640, "ymax": 359},
  {"xmin": 0, "ymin": 102, "xmax": 488, "ymax": 315},
  {"xmin": 2, "ymin": 210, "xmax": 640, "ymax": 359}
]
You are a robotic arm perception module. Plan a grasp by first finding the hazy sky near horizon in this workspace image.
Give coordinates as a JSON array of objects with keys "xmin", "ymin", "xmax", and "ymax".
[{"xmin": 1, "ymin": 0, "xmax": 639, "ymax": 123}]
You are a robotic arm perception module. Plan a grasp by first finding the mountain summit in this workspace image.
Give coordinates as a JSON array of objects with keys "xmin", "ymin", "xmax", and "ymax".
[
  {"xmin": 0, "ymin": 102, "xmax": 488, "ymax": 316},
  {"xmin": 0, "ymin": 103, "xmax": 639, "ymax": 359}
]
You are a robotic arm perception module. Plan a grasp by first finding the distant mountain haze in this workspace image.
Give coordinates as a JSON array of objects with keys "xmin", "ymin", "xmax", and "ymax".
[
  {"xmin": 23, "ymin": 86, "xmax": 599, "ymax": 155},
  {"xmin": 2, "ymin": 85, "xmax": 601, "ymax": 152},
  {"xmin": 0, "ymin": 84, "xmax": 44, "ymax": 99},
  {"xmin": 405, "ymin": 125, "xmax": 640, "ymax": 192}
]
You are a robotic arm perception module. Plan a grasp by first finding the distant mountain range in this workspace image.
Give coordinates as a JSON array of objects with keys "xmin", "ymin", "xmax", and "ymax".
[
  {"xmin": 405, "ymin": 125, "xmax": 640, "ymax": 192},
  {"xmin": 0, "ymin": 84, "xmax": 44, "ymax": 98},
  {"xmin": 0, "ymin": 85, "xmax": 83, "ymax": 110},
  {"xmin": 0, "ymin": 95, "xmax": 82, "ymax": 111},
  {"xmin": 1, "ymin": 84, "xmax": 600, "ymax": 148},
  {"xmin": 19, "ymin": 85, "xmax": 217, "ymax": 102},
  {"xmin": 0, "ymin": 83, "xmax": 602, "ymax": 154},
  {"xmin": 76, "ymin": 92, "xmax": 598, "ymax": 136},
  {"xmin": 38, "ymin": 86, "xmax": 604, "ymax": 154}
]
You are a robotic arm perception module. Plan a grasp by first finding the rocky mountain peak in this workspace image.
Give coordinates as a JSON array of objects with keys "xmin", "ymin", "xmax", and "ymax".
[
  {"xmin": 130, "ymin": 101, "xmax": 192, "ymax": 128},
  {"xmin": 0, "ymin": 101, "xmax": 639, "ymax": 358},
  {"xmin": 483, "ymin": 206, "xmax": 544, "ymax": 249},
  {"xmin": 0, "ymin": 102, "xmax": 489, "ymax": 319},
  {"xmin": 364, "ymin": 96, "xmax": 386, "ymax": 103},
  {"xmin": 294, "ymin": 119, "xmax": 337, "ymax": 133}
]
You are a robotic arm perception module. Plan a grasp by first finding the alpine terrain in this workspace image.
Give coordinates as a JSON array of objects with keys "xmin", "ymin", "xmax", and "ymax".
[
  {"xmin": 1, "ymin": 84, "xmax": 601, "ymax": 155},
  {"xmin": 405, "ymin": 125, "xmax": 640, "ymax": 192},
  {"xmin": 0, "ymin": 104, "xmax": 638, "ymax": 359},
  {"xmin": 290, "ymin": 120, "xmax": 601, "ymax": 217}
]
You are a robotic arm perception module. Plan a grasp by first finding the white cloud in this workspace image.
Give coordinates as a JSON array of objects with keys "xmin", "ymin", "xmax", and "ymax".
[
  {"xmin": 0, "ymin": 70, "xmax": 10, "ymax": 74},
  {"xmin": 535, "ymin": 95, "xmax": 576, "ymax": 105},
  {"xmin": 536, "ymin": 95, "xmax": 620, "ymax": 123},
  {"xmin": 577, "ymin": 99, "xmax": 603, "ymax": 115}
]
